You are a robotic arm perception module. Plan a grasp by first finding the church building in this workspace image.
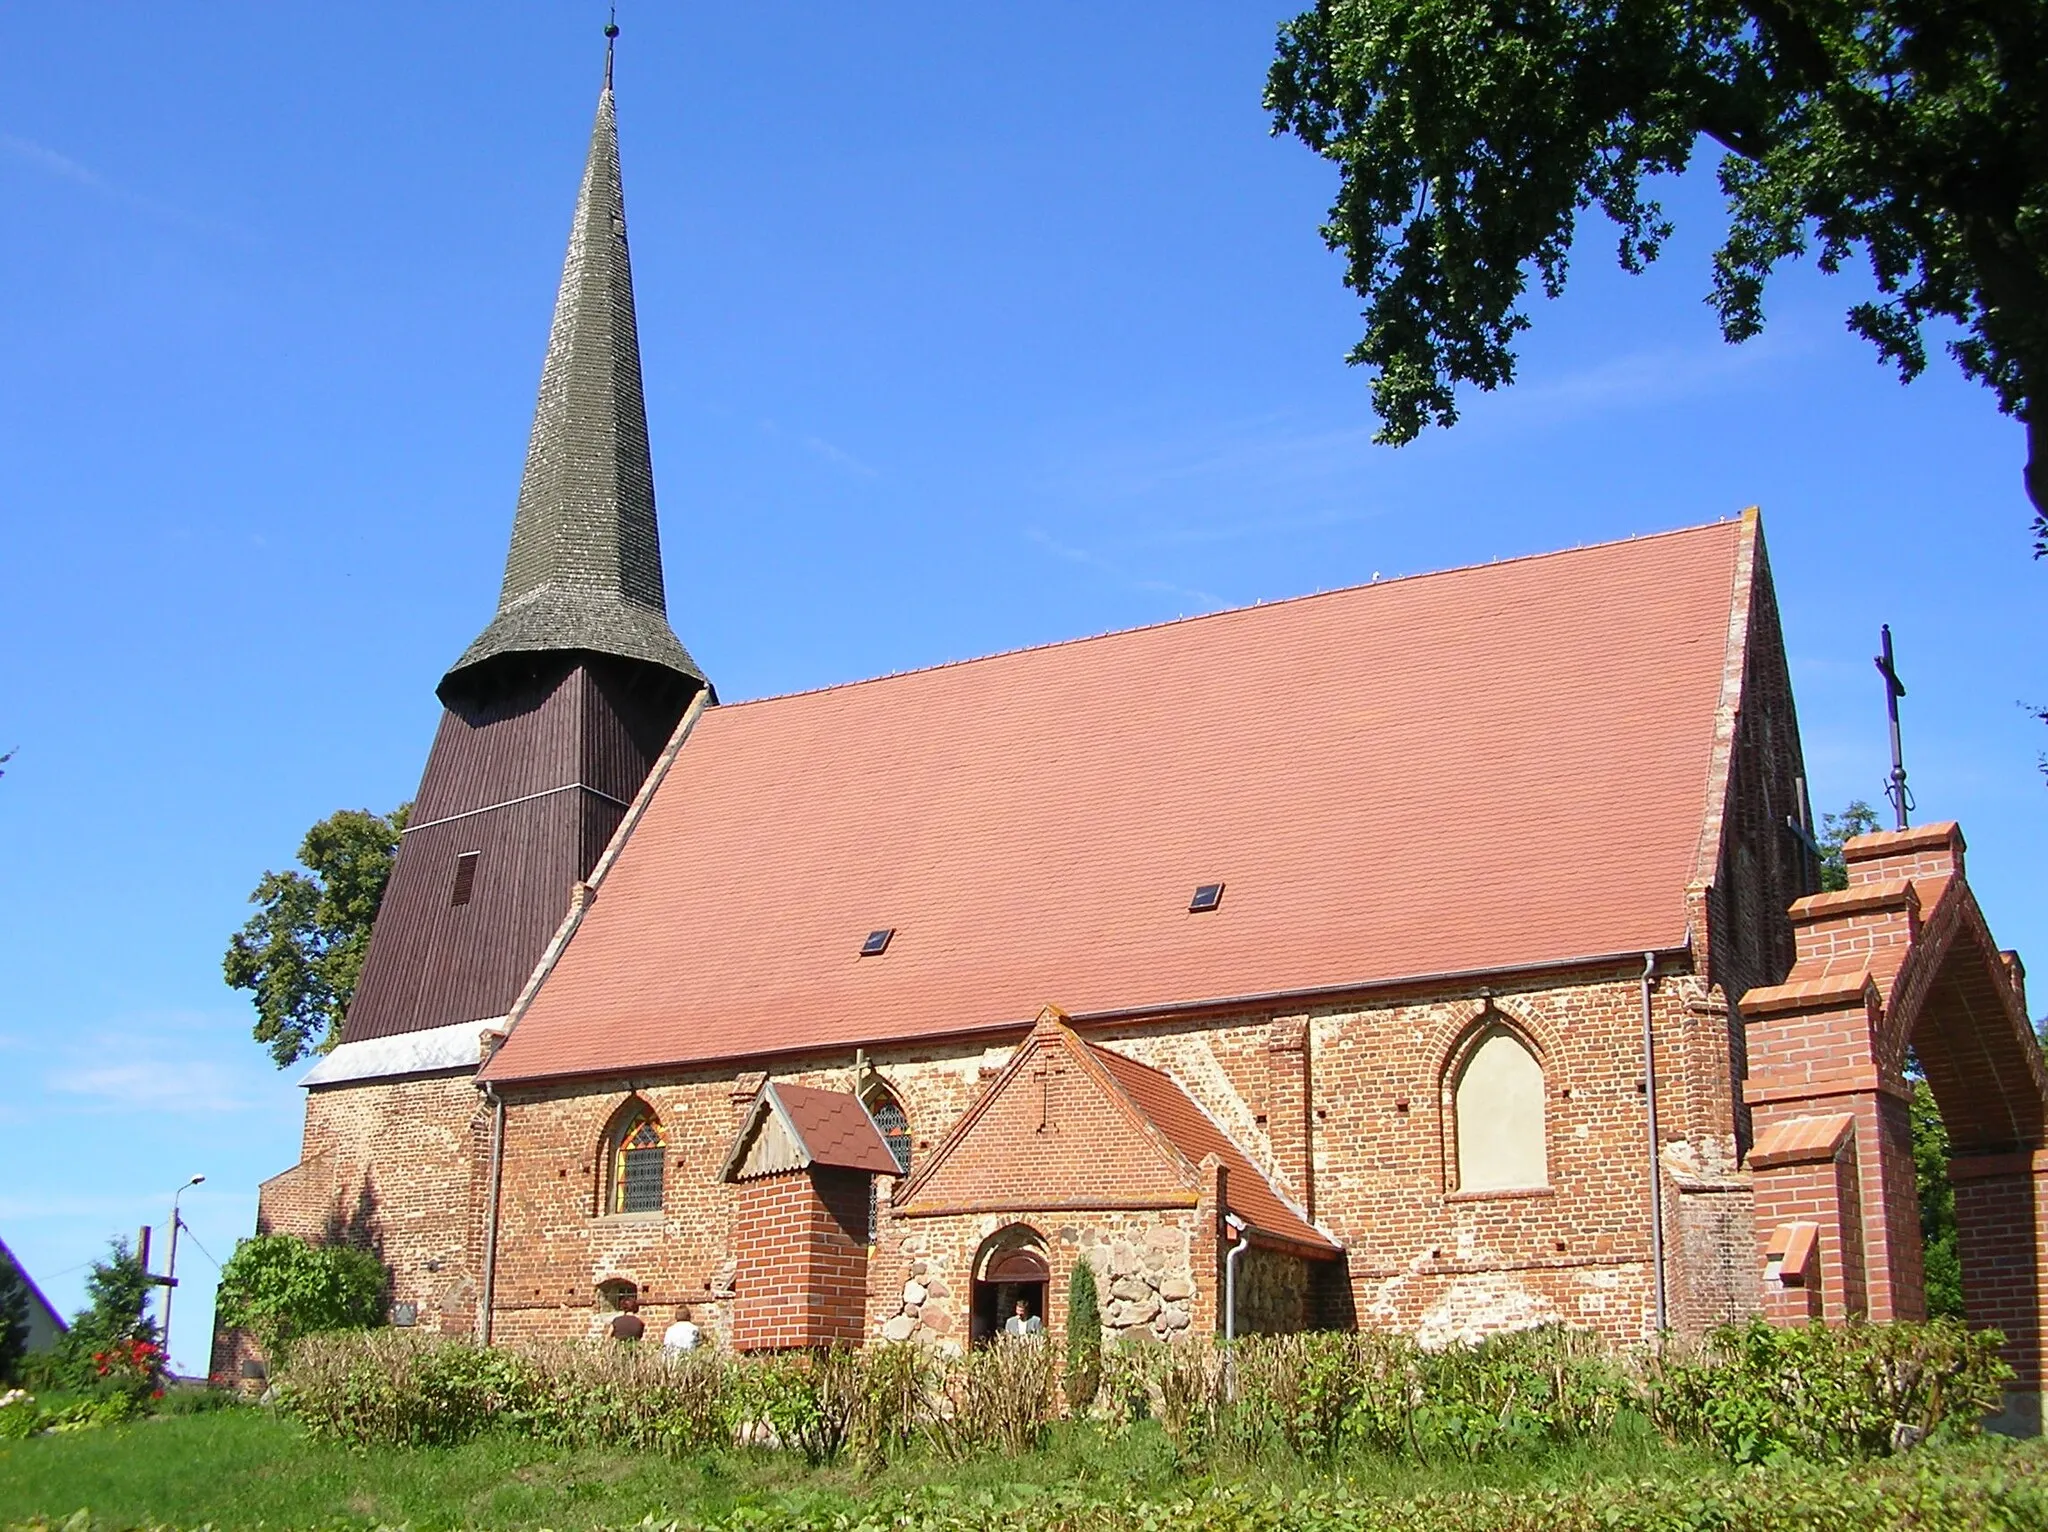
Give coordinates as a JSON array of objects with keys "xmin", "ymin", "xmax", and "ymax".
[{"xmin": 226, "ymin": 58, "xmax": 2048, "ymax": 1423}]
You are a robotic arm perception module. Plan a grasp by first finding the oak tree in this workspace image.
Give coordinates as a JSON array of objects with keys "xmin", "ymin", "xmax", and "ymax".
[
  {"xmin": 1266, "ymin": 0, "xmax": 2048, "ymax": 550},
  {"xmin": 224, "ymin": 805, "xmax": 409, "ymax": 1067}
]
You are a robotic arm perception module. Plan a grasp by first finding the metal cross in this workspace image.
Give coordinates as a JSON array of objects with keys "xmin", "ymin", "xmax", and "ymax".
[
  {"xmin": 1874, "ymin": 624, "xmax": 1914, "ymax": 831},
  {"xmin": 1032, "ymin": 1056, "xmax": 1067, "ymax": 1132}
]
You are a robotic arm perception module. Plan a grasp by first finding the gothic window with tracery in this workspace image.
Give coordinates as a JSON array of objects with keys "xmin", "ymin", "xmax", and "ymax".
[
  {"xmin": 870, "ymin": 1093, "xmax": 913, "ymax": 1176},
  {"xmin": 862, "ymin": 1085, "xmax": 912, "ymax": 1243},
  {"xmin": 609, "ymin": 1111, "xmax": 666, "ymax": 1214}
]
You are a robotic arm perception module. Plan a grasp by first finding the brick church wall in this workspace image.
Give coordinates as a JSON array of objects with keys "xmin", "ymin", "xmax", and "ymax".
[
  {"xmin": 469, "ymin": 957, "xmax": 1768, "ymax": 1350},
  {"xmin": 214, "ymin": 1070, "xmax": 485, "ymax": 1380}
]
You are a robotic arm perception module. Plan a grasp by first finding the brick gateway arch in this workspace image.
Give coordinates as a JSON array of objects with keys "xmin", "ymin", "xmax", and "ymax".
[{"xmin": 1742, "ymin": 823, "xmax": 2047, "ymax": 1427}]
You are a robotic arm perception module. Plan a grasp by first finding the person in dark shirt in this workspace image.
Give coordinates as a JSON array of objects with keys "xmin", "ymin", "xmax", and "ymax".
[{"xmin": 608, "ymin": 1293, "xmax": 646, "ymax": 1342}]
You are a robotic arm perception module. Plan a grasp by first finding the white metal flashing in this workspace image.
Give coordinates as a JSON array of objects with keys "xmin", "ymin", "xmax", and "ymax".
[{"xmin": 300, "ymin": 1017, "xmax": 503, "ymax": 1089}]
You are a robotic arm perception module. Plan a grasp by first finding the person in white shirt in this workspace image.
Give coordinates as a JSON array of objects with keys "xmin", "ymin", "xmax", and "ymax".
[
  {"xmin": 1003, "ymin": 1297, "xmax": 1043, "ymax": 1339},
  {"xmin": 662, "ymin": 1303, "xmax": 701, "ymax": 1354}
]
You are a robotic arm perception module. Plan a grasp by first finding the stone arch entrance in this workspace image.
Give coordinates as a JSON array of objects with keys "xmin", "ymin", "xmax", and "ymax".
[
  {"xmin": 970, "ymin": 1226, "xmax": 1049, "ymax": 1347},
  {"xmin": 1743, "ymin": 823, "xmax": 2046, "ymax": 1425}
]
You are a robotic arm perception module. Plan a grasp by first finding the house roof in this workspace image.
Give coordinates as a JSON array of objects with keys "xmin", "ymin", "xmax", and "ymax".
[
  {"xmin": 721, "ymin": 1081, "xmax": 904, "ymax": 1180},
  {"xmin": 441, "ymin": 81, "xmax": 703, "ymax": 700},
  {"xmin": 1086, "ymin": 1047, "xmax": 1330, "ymax": 1252},
  {"xmin": 484, "ymin": 515, "xmax": 1756, "ymax": 1084},
  {"xmin": 893, "ymin": 1008, "xmax": 1335, "ymax": 1252}
]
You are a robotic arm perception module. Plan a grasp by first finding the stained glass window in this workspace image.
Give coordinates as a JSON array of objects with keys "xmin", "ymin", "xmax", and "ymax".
[
  {"xmin": 871, "ymin": 1097, "xmax": 913, "ymax": 1176},
  {"xmin": 864, "ymin": 1089, "xmax": 912, "ymax": 1243},
  {"xmin": 613, "ymin": 1115, "xmax": 665, "ymax": 1214}
]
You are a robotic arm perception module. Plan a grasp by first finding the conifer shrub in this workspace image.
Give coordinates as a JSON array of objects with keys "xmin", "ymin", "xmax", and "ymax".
[{"xmin": 1064, "ymin": 1260, "xmax": 1103, "ymax": 1413}]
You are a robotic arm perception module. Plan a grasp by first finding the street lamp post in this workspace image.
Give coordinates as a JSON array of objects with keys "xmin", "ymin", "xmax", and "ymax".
[{"xmin": 160, "ymin": 1175, "xmax": 205, "ymax": 1379}]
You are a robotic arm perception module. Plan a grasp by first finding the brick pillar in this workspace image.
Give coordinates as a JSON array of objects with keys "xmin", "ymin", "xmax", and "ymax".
[
  {"xmin": 1265, "ymin": 1018, "xmax": 1313, "ymax": 1221},
  {"xmin": 731, "ymin": 1166, "xmax": 872, "ymax": 1351},
  {"xmin": 1742, "ymin": 874, "xmax": 1924, "ymax": 1322},
  {"xmin": 1193, "ymin": 1155, "xmax": 1224, "ymax": 1340},
  {"xmin": 1749, "ymin": 1113, "xmax": 1865, "ymax": 1322},
  {"xmin": 1951, "ymin": 1153, "xmax": 2047, "ymax": 1407}
]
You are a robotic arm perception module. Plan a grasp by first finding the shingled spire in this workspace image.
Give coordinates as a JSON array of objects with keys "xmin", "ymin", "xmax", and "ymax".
[
  {"xmin": 441, "ymin": 78, "xmax": 704, "ymax": 701},
  {"xmin": 337, "ymin": 60, "xmax": 706, "ymax": 1049}
]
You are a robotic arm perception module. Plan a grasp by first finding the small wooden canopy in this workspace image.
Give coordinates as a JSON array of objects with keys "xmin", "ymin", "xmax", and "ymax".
[{"xmin": 721, "ymin": 1080, "xmax": 904, "ymax": 1182}]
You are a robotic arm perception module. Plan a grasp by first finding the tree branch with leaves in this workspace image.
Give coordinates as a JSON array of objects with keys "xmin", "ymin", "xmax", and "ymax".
[
  {"xmin": 1267, "ymin": 0, "xmax": 2048, "ymax": 552},
  {"xmin": 224, "ymin": 805, "xmax": 409, "ymax": 1067}
]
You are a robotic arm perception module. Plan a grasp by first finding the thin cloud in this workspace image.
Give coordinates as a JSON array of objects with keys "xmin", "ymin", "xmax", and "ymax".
[
  {"xmin": 755, "ymin": 419, "xmax": 881, "ymax": 480},
  {"xmin": 801, "ymin": 435, "xmax": 879, "ymax": 479},
  {"xmin": 1024, "ymin": 526, "xmax": 1224, "ymax": 610},
  {"xmin": 0, "ymin": 129, "xmax": 248, "ymax": 240},
  {"xmin": 49, "ymin": 1059, "xmax": 258, "ymax": 1116},
  {"xmin": 0, "ymin": 133, "xmax": 103, "ymax": 187}
]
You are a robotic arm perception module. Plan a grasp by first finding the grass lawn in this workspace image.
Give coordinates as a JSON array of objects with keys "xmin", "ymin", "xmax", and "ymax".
[
  {"xmin": 0, "ymin": 1405, "xmax": 1723, "ymax": 1530},
  {"xmin": 4, "ymin": 1405, "xmax": 2046, "ymax": 1530}
]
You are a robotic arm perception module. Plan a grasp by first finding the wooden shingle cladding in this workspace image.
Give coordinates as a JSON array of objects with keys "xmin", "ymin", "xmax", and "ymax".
[{"xmin": 341, "ymin": 657, "xmax": 688, "ymax": 1044}]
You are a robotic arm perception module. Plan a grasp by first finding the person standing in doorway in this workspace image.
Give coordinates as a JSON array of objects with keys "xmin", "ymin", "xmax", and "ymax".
[{"xmin": 1004, "ymin": 1297, "xmax": 1042, "ymax": 1338}]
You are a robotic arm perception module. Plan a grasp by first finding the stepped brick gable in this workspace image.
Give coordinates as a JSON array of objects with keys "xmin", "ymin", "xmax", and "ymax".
[{"xmin": 226, "ymin": 38, "xmax": 2038, "ymax": 1435}]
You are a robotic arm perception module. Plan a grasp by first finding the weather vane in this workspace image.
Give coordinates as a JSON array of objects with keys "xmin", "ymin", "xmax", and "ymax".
[
  {"xmin": 1875, "ymin": 624, "xmax": 1913, "ymax": 831},
  {"xmin": 605, "ymin": 5, "xmax": 620, "ymax": 89}
]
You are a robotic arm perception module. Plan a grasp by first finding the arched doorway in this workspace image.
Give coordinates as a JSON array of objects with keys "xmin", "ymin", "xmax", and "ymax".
[{"xmin": 970, "ymin": 1227, "xmax": 1049, "ymax": 1346}]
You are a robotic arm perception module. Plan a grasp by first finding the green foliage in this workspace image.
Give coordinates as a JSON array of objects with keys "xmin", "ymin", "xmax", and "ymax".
[
  {"xmin": 0, "ymin": 1252, "xmax": 31, "ymax": 1385},
  {"xmin": 0, "ymin": 1388, "xmax": 39, "ymax": 1439},
  {"xmin": 223, "ymin": 804, "xmax": 409, "ymax": 1066},
  {"xmin": 271, "ymin": 1320, "xmax": 2009, "ymax": 1481},
  {"xmin": 1649, "ymin": 1318, "xmax": 2010, "ymax": 1463},
  {"xmin": 1911, "ymin": 1079, "xmax": 1966, "ymax": 1320},
  {"xmin": 1818, "ymin": 799, "xmax": 1882, "ymax": 892},
  {"xmin": 1266, "ymin": 0, "xmax": 2048, "ymax": 544},
  {"xmin": 213, "ymin": 1234, "xmax": 386, "ymax": 1368},
  {"xmin": 25, "ymin": 1240, "xmax": 159, "ymax": 1397},
  {"xmin": 6, "ymin": 1387, "xmax": 2048, "ymax": 1532},
  {"xmin": 1065, "ymin": 1260, "xmax": 1103, "ymax": 1412}
]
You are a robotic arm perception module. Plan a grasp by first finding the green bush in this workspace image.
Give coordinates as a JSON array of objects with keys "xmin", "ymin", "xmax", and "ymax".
[
  {"xmin": 214, "ymin": 1233, "xmax": 386, "ymax": 1368},
  {"xmin": 22, "ymin": 1239, "xmax": 162, "ymax": 1400},
  {"xmin": 1648, "ymin": 1318, "xmax": 2011, "ymax": 1463},
  {"xmin": 0, "ymin": 1388, "xmax": 38, "ymax": 1439},
  {"xmin": 275, "ymin": 1319, "xmax": 2016, "ymax": 1473}
]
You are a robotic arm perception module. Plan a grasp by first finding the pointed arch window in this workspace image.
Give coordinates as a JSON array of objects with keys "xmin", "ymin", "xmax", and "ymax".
[
  {"xmin": 1452, "ymin": 1025, "xmax": 1548, "ymax": 1194},
  {"xmin": 609, "ymin": 1110, "xmax": 666, "ymax": 1214},
  {"xmin": 868, "ymin": 1091, "xmax": 913, "ymax": 1176},
  {"xmin": 860, "ymin": 1083, "xmax": 912, "ymax": 1244}
]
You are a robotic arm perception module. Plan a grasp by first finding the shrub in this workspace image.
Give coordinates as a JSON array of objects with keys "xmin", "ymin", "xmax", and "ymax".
[
  {"xmin": 274, "ymin": 1318, "xmax": 2016, "ymax": 1473},
  {"xmin": 0, "ymin": 1254, "xmax": 29, "ymax": 1385},
  {"xmin": 1065, "ymin": 1261, "xmax": 1103, "ymax": 1413},
  {"xmin": 25, "ymin": 1238, "xmax": 161, "ymax": 1397},
  {"xmin": 0, "ymin": 1387, "xmax": 39, "ymax": 1439},
  {"xmin": 1649, "ymin": 1318, "xmax": 2012, "ymax": 1463},
  {"xmin": 214, "ymin": 1233, "xmax": 386, "ymax": 1368},
  {"xmin": 926, "ymin": 1336, "xmax": 1061, "ymax": 1460}
]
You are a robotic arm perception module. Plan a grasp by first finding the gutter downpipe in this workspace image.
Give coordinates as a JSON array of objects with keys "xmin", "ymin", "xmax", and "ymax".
[
  {"xmin": 1223, "ymin": 1213, "xmax": 1249, "ymax": 1399},
  {"xmin": 478, "ymin": 1081, "xmax": 506, "ymax": 1346},
  {"xmin": 1641, "ymin": 952, "xmax": 1668, "ymax": 1336}
]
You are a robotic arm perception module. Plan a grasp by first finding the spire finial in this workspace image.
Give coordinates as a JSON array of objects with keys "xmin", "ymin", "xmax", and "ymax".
[{"xmin": 604, "ymin": 6, "xmax": 619, "ymax": 90}]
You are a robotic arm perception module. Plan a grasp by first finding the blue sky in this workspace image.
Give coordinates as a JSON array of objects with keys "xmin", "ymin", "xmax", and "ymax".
[{"xmin": 0, "ymin": 4, "xmax": 2040, "ymax": 1375}]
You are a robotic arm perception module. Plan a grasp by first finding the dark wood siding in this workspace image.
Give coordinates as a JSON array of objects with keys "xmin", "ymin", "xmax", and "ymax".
[{"xmin": 341, "ymin": 658, "xmax": 690, "ymax": 1044}]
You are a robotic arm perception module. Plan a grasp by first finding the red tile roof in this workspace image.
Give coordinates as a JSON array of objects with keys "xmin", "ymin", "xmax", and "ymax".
[
  {"xmin": 767, "ymin": 1082, "xmax": 905, "ymax": 1176},
  {"xmin": 1088, "ymin": 1045, "xmax": 1334, "ymax": 1253},
  {"xmin": 485, "ymin": 518, "xmax": 1753, "ymax": 1083}
]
